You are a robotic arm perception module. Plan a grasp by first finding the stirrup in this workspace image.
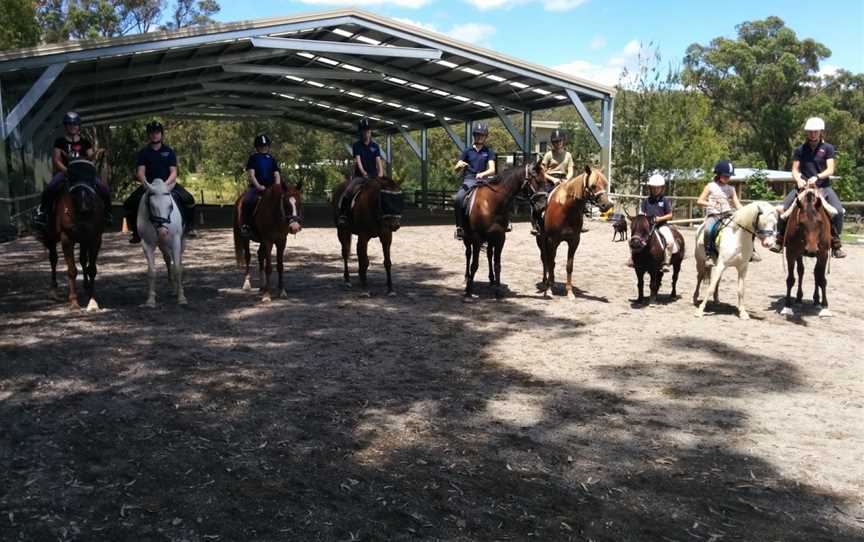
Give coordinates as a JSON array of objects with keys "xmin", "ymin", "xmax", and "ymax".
[{"xmin": 455, "ymin": 227, "xmax": 464, "ymax": 241}]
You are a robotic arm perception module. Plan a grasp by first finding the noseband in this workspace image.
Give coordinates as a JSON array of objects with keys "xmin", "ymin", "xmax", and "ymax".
[{"xmin": 148, "ymin": 192, "xmax": 174, "ymax": 228}]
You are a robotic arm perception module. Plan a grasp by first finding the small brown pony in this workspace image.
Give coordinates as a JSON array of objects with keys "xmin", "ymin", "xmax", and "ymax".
[
  {"xmin": 629, "ymin": 215, "xmax": 684, "ymax": 304},
  {"xmin": 780, "ymin": 189, "xmax": 833, "ymax": 318},
  {"xmin": 233, "ymin": 182, "xmax": 303, "ymax": 302},
  {"xmin": 41, "ymin": 160, "xmax": 107, "ymax": 311},
  {"xmin": 464, "ymin": 162, "xmax": 544, "ymax": 299},
  {"xmin": 332, "ymin": 176, "xmax": 403, "ymax": 295},
  {"xmin": 536, "ymin": 166, "xmax": 612, "ymax": 298}
]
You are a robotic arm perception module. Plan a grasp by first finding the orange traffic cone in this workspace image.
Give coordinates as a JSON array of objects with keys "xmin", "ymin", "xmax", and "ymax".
[{"xmin": 121, "ymin": 217, "xmax": 128, "ymax": 233}]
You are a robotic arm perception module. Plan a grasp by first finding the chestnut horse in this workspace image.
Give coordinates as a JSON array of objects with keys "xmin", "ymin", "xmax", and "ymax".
[
  {"xmin": 331, "ymin": 176, "xmax": 403, "ymax": 295},
  {"xmin": 463, "ymin": 162, "xmax": 543, "ymax": 299},
  {"xmin": 40, "ymin": 160, "xmax": 107, "ymax": 311},
  {"xmin": 780, "ymin": 189, "xmax": 833, "ymax": 318},
  {"xmin": 233, "ymin": 182, "xmax": 303, "ymax": 302},
  {"xmin": 536, "ymin": 166, "xmax": 612, "ymax": 298},
  {"xmin": 628, "ymin": 215, "xmax": 684, "ymax": 304}
]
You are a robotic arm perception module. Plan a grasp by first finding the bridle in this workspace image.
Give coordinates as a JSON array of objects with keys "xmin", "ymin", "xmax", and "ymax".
[
  {"xmin": 733, "ymin": 204, "xmax": 776, "ymax": 240},
  {"xmin": 148, "ymin": 190, "xmax": 174, "ymax": 228}
]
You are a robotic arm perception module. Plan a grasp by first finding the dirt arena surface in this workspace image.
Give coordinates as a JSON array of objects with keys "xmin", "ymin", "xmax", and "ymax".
[{"xmin": 1, "ymin": 221, "xmax": 862, "ymax": 541}]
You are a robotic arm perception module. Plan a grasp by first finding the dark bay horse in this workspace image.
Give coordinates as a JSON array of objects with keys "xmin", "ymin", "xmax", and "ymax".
[
  {"xmin": 40, "ymin": 160, "xmax": 107, "ymax": 311},
  {"xmin": 780, "ymin": 189, "xmax": 833, "ymax": 318},
  {"xmin": 463, "ymin": 162, "xmax": 543, "ymax": 299},
  {"xmin": 332, "ymin": 176, "xmax": 403, "ymax": 295},
  {"xmin": 629, "ymin": 215, "xmax": 684, "ymax": 305},
  {"xmin": 233, "ymin": 182, "xmax": 303, "ymax": 302},
  {"xmin": 536, "ymin": 166, "xmax": 612, "ymax": 298}
]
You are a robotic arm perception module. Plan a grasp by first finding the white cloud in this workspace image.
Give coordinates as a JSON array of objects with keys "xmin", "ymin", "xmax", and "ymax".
[
  {"xmin": 392, "ymin": 17, "xmax": 438, "ymax": 32},
  {"xmin": 299, "ymin": 0, "xmax": 431, "ymax": 8},
  {"xmin": 589, "ymin": 35, "xmax": 606, "ymax": 50},
  {"xmin": 553, "ymin": 39, "xmax": 641, "ymax": 86},
  {"xmin": 446, "ymin": 23, "xmax": 496, "ymax": 44},
  {"xmin": 817, "ymin": 63, "xmax": 839, "ymax": 78},
  {"xmin": 466, "ymin": 0, "xmax": 588, "ymax": 12}
]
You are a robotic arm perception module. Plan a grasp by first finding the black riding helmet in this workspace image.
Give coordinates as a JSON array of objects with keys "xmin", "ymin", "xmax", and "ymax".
[
  {"xmin": 713, "ymin": 159, "xmax": 734, "ymax": 177},
  {"xmin": 146, "ymin": 121, "xmax": 164, "ymax": 134},
  {"xmin": 472, "ymin": 122, "xmax": 489, "ymax": 136},
  {"xmin": 358, "ymin": 118, "xmax": 373, "ymax": 133},
  {"xmin": 254, "ymin": 134, "xmax": 271, "ymax": 148},
  {"xmin": 550, "ymin": 128, "xmax": 566, "ymax": 143},
  {"xmin": 63, "ymin": 111, "xmax": 81, "ymax": 126}
]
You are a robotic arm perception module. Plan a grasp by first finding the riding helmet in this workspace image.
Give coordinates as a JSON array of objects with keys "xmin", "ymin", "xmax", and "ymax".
[
  {"xmin": 646, "ymin": 173, "xmax": 665, "ymax": 187},
  {"xmin": 146, "ymin": 121, "xmax": 164, "ymax": 134},
  {"xmin": 713, "ymin": 159, "xmax": 734, "ymax": 177},
  {"xmin": 358, "ymin": 118, "xmax": 373, "ymax": 133},
  {"xmin": 254, "ymin": 134, "xmax": 272, "ymax": 147},
  {"xmin": 62, "ymin": 111, "xmax": 82, "ymax": 126},
  {"xmin": 472, "ymin": 122, "xmax": 489, "ymax": 136},
  {"xmin": 804, "ymin": 117, "xmax": 825, "ymax": 131},
  {"xmin": 550, "ymin": 128, "xmax": 566, "ymax": 142}
]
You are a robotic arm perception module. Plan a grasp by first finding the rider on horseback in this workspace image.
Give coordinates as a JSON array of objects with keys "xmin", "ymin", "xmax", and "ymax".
[
  {"xmin": 123, "ymin": 121, "xmax": 196, "ymax": 243},
  {"xmin": 32, "ymin": 112, "xmax": 112, "ymax": 231},
  {"xmin": 771, "ymin": 117, "xmax": 846, "ymax": 258},
  {"xmin": 453, "ymin": 122, "xmax": 496, "ymax": 240},
  {"xmin": 530, "ymin": 128, "xmax": 574, "ymax": 236},
  {"xmin": 239, "ymin": 134, "xmax": 282, "ymax": 238},
  {"xmin": 338, "ymin": 118, "xmax": 385, "ymax": 226},
  {"xmin": 643, "ymin": 174, "xmax": 677, "ymax": 270},
  {"xmin": 697, "ymin": 160, "xmax": 742, "ymax": 266}
]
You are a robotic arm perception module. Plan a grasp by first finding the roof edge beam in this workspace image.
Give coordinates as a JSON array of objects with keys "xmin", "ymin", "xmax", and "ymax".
[
  {"xmin": 3, "ymin": 63, "xmax": 65, "ymax": 140},
  {"xmin": 76, "ymin": 88, "xmax": 209, "ymax": 114},
  {"xmin": 223, "ymin": 64, "xmax": 384, "ymax": 80},
  {"xmin": 493, "ymin": 105, "xmax": 525, "ymax": 152},
  {"xmin": 566, "ymin": 89, "xmax": 602, "ymax": 146},
  {"xmin": 204, "ymin": 82, "xmax": 342, "ymax": 96},
  {"xmin": 398, "ymin": 127, "xmax": 421, "ymax": 158},
  {"xmin": 251, "ymin": 36, "xmax": 441, "ymax": 60},
  {"xmin": 436, "ymin": 115, "xmax": 465, "ymax": 152}
]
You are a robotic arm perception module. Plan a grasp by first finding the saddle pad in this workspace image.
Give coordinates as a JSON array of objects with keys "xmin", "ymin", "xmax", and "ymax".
[{"xmin": 380, "ymin": 189, "xmax": 404, "ymax": 219}]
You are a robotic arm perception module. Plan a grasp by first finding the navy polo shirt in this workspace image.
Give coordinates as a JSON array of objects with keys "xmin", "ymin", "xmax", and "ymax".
[
  {"xmin": 460, "ymin": 145, "xmax": 496, "ymax": 175},
  {"xmin": 136, "ymin": 144, "xmax": 178, "ymax": 183},
  {"xmin": 641, "ymin": 195, "xmax": 672, "ymax": 219},
  {"xmin": 246, "ymin": 153, "xmax": 280, "ymax": 186},
  {"xmin": 353, "ymin": 140, "xmax": 381, "ymax": 177},
  {"xmin": 793, "ymin": 142, "xmax": 835, "ymax": 187}
]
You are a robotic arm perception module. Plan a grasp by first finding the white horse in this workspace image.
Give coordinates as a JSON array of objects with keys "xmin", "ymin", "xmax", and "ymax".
[
  {"xmin": 137, "ymin": 178, "xmax": 187, "ymax": 307},
  {"xmin": 693, "ymin": 201, "xmax": 778, "ymax": 319}
]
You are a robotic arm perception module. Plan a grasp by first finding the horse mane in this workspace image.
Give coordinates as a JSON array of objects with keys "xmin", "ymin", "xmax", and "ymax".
[{"xmin": 551, "ymin": 173, "xmax": 587, "ymax": 205}]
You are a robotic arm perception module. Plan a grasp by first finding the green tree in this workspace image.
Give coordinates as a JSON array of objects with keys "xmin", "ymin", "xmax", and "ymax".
[
  {"xmin": 161, "ymin": 0, "xmax": 218, "ymax": 30},
  {"xmin": 683, "ymin": 16, "xmax": 830, "ymax": 170},
  {"xmin": 0, "ymin": 0, "xmax": 41, "ymax": 50}
]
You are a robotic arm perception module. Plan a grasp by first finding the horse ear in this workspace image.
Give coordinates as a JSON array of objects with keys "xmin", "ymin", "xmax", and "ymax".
[{"xmin": 584, "ymin": 165, "xmax": 592, "ymax": 176}]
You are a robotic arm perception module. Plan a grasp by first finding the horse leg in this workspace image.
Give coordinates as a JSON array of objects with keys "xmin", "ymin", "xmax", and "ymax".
[
  {"xmin": 816, "ymin": 257, "xmax": 831, "ymax": 317},
  {"xmin": 493, "ymin": 239, "xmax": 504, "ymax": 298},
  {"xmin": 357, "ymin": 235, "xmax": 370, "ymax": 295},
  {"xmin": 261, "ymin": 241, "xmax": 273, "ymax": 302},
  {"xmin": 649, "ymin": 269, "xmax": 660, "ymax": 305},
  {"xmin": 61, "ymin": 239, "xmax": 80, "ymax": 310},
  {"xmin": 339, "ymin": 227, "xmax": 352, "ymax": 287},
  {"xmin": 547, "ymin": 240, "xmax": 557, "ymax": 295},
  {"xmin": 142, "ymin": 242, "xmax": 157, "ymax": 308},
  {"xmin": 781, "ymin": 252, "xmax": 796, "ymax": 316},
  {"xmin": 163, "ymin": 249, "xmax": 174, "ymax": 292},
  {"xmin": 381, "ymin": 232, "xmax": 395, "ymax": 296},
  {"xmin": 696, "ymin": 264, "xmax": 724, "ymax": 317},
  {"xmin": 48, "ymin": 242, "xmax": 61, "ymax": 300},
  {"xmin": 736, "ymin": 265, "xmax": 750, "ymax": 320},
  {"xmin": 535, "ymin": 235, "xmax": 548, "ymax": 294},
  {"xmin": 242, "ymin": 239, "xmax": 252, "ymax": 291},
  {"xmin": 276, "ymin": 236, "xmax": 287, "ymax": 298},
  {"xmin": 173, "ymin": 235, "xmax": 186, "ymax": 305},
  {"xmin": 795, "ymin": 257, "xmax": 804, "ymax": 304},
  {"xmin": 464, "ymin": 242, "xmax": 481, "ymax": 299},
  {"xmin": 671, "ymin": 259, "xmax": 681, "ymax": 299},
  {"xmin": 464, "ymin": 241, "xmax": 472, "ymax": 285},
  {"xmin": 565, "ymin": 240, "xmax": 578, "ymax": 300},
  {"xmin": 487, "ymin": 243, "xmax": 495, "ymax": 285},
  {"xmin": 636, "ymin": 268, "xmax": 645, "ymax": 304},
  {"xmin": 85, "ymin": 237, "xmax": 101, "ymax": 311}
]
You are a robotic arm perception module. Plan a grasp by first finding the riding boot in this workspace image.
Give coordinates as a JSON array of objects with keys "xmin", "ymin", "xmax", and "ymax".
[
  {"xmin": 337, "ymin": 192, "xmax": 351, "ymax": 225},
  {"xmin": 100, "ymin": 191, "xmax": 114, "ymax": 226},
  {"xmin": 184, "ymin": 206, "xmax": 198, "ymax": 238},
  {"xmin": 830, "ymin": 214, "xmax": 846, "ymax": 258}
]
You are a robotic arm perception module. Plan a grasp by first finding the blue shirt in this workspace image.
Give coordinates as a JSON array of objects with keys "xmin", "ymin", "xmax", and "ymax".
[
  {"xmin": 136, "ymin": 144, "xmax": 178, "ymax": 183},
  {"xmin": 245, "ymin": 153, "xmax": 280, "ymax": 186},
  {"xmin": 793, "ymin": 142, "xmax": 836, "ymax": 187},
  {"xmin": 460, "ymin": 145, "xmax": 496, "ymax": 176},
  {"xmin": 353, "ymin": 140, "xmax": 381, "ymax": 177},
  {"xmin": 641, "ymin": 195, "xmax": 672, "ymax": 219}
]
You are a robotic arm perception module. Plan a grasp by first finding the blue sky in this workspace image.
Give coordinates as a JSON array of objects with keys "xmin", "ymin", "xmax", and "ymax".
[{"xmin": 215, "ymin": 0, "xmax": 864, "ymax": 86}]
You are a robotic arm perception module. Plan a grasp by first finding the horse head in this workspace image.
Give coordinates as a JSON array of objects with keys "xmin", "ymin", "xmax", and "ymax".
[
  {"xmin": 281, "ymin": 182, "xmax": 303, "ymax": 235},
  {"xmin": 67, "ymin": 160, "xmax": 99, "ymax": 216},
  {"xmin": 378, "ymin": 176, "xmax": 404, "ymax": 232},
  {"xmin": 795, "ymin": 190, "xmax": 828, "ymax": 257},
  {"xmin": 584, "ymin": 166, "xmax": 613, "ymax": 213},
  {"xmin": 752, "ymin": 201, "xmax": 779, "ymax": 250},
  {"xmin": 523, "ymin": 160, "xmax": 547, "ymax": 197},
  {"xmin": 145, "ymin": 178, "xmax": 174, "ymax": 238},
  {"xmin": 628, "ymin": 214, "xmax": 652, "ymax": 253}
]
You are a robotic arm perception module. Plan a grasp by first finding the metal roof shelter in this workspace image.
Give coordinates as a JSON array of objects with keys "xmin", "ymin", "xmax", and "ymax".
[{"xmin": 0, "ymin": 8, "xmax": 615, "ymax": 226}]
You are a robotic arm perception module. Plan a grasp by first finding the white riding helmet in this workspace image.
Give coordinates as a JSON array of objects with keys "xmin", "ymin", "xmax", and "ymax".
[
  {"xmin": 804, "ymin": 117, "xmax": 825, "ymax": 131},
  {"xmin": 646, "ymin": 173, "xmax": 666, "ymax": 187}
]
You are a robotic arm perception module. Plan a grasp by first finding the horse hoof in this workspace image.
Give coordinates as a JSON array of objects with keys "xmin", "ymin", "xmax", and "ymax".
[
  {"xmin": 241, "ymin": 281, "xmax": 252, "ymax": 291},
  {"xmin": 142, "ymin": 300, "xmax": 156, "ymax": 308},
  {"xmin": 343, "ymin": 281, "xmax": 352, "ymax": 289},
  {"xmin": 818, "ymin": 308, "xmax": 833, "ymax": 318},
  {"xmin": 261, "ymin": 295, "xmax": 272, "ymax": 303},
  {"xmin": 566, "ymin": 291, "xmax": 576, "ymax": 301},
  {"xmin": 387, "ymin": 290, "xmax": 397, "ymax": 297},
  {"xmin": 359, "ymin": 291, "xmax": 371, "ymax": 298},
  {"xmin": 739, "ymin": 311, "xmax": 750, "ymax": 320},
  {"xmin": 279, "ymin": 290, "xmax": 288, "ymax": 299},
  {"xmin": 51, "ymin": 289, "xmax": 63, "ymax": 301},
  {"xmin": 85, "ymin": 299, "xmax": 100, "ymax": 312},
  {"xmin": 462, "ymin": 296, "xmax": 476, "ymax": 304},
  {"xmin": 694, "ymin": 310, "xmax": 704, "ymax": 318},
  {"xmin": 178, "ymin": 297, "xmax": 188, "ymax": 306},
  {"xmin": 780, "ymin": 306, "xmax": 794, "ymax": 316},
  {"xmin": 69, "ymin": 303, "xmax": 82, "ymax": 312}
]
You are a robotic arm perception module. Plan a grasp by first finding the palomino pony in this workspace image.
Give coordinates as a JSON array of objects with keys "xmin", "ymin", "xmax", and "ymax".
[
  {"xmin": 233, "ymin": 182, "xmax": 303, "ymax": 302},
  {"xmin": 629, "ymin": 215, "xmax": 684, "ymax": 304},
  {"xmin": 536, "ymin": 166, "xmax": 612, "ymax": 298},
  {"xmin": 332, "ymin": 176, "xmax": 403, "ymax": 295},
  {"xmin": 463, "ymin": 162, "xmax": 544, "ymax": 299},
  {"xmin": 138, "ymin": 178, "xmax": 186, "ymax": 307},
  {"xmin": 41, "ymin": 160, "xmax": 107, "ymax": 311},
  {"xmin": 780, "ymin": 189, "xmax": 834, "ymax": 318},
  {"xmin": 693, "ymin": 201, "xmax": 779, "ymax": 319}
]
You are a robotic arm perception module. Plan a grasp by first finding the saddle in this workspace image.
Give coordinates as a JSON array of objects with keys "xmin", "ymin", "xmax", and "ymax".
[
  {"xmin": 347, "ymin": 179, "xmax": 405, "ymax": 222},
  {"xmin": 463, "ymin": 177, "xmax": 497, "ymax": 218}
]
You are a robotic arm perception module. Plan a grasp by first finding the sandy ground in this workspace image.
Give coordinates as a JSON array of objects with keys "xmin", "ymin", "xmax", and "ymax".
[{"xmin": 1, "ymin": 221, "xmax": 862, "ymax": 541}]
